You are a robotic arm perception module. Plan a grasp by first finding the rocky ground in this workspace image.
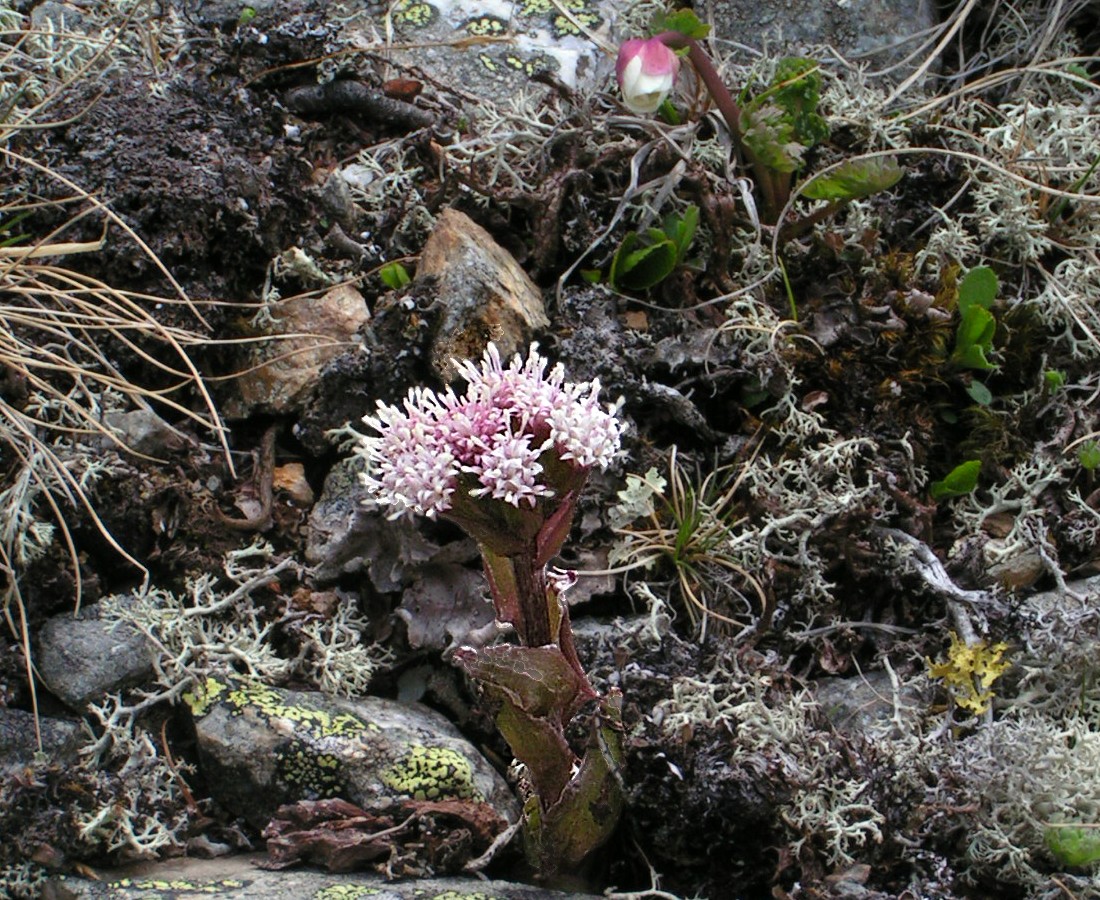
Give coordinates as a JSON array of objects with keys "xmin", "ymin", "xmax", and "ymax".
[{"xmin": 3, "ymin": 1, "xmax": 1100, "ymax": 898}]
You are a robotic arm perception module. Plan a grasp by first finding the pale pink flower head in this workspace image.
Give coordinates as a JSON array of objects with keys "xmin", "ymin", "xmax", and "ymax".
[
  {"xmin": 616, "ymin": 37, "xmax": 680, "ymax": 114},
  {"xmin": 358, "ymin": 344, "xmax": 622, "ymax": 521}
]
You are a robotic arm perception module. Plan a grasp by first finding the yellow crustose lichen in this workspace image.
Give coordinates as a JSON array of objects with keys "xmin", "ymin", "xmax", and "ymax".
[{"xmin": 381, "ymin": 744, "xmax": 480, "ymax": 801}]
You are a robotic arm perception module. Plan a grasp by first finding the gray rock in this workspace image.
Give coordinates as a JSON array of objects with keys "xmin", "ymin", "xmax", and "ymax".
[
  {"xmin": 185, "ymin": 674, "xmax": 519, "ymax": 829},
  {"xmin": 814, "ymin": 670, "xmax": 924, "ymax": 742},
  {"xmin": 306, "ymin": 456, "xmax": 438, "ymax": 589},
  {"xmin": 36, "ymin": 604, "xmax": 155, "ymax": 711},
  {"xmin": 701, "ymin": 0, "xmax": 938, "ymax": 69},
  {"xmin": 101, "ymin": 408, "xmax": 188, "ymax": 457},
  {"xmin": 0, "ymin": 708, "xmax": 82, "ymax": 767},
  {"xmin": 418, "ymin": 209, "xmax": 549, "ymax": 382},
  {"xmin": 54, "ymin": 853, "xmax": 599, "ymax": 898},
  {"xmin": 350, "ymin": 0, "xmax": 620, "ymax": 96}
]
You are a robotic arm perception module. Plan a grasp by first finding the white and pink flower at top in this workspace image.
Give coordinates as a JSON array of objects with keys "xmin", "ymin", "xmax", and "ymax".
[{"xmin": 359, "ymin": 344, "xmax": 623, "ymax": 520}]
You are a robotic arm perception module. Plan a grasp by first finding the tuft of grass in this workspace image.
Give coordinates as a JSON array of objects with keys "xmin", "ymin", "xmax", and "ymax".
[{"xmin": 609, "ymin": 445, "xmax": 767, "ymax": 641}]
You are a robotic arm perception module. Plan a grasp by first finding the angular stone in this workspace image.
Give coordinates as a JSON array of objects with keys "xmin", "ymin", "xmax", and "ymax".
[
  {"xmin": 36, "ymin": 604, "xmax": 155, "ymax": 711},
  {"xmin": 185, "ymin": 674, "xmax": 519, "ymax": 829},
  {"xmin": 418, "ymin": 208, "xmax": 548, "ymax": 381},
  {"xmin": 228, "ymin": 283, "xmax": 370, "ymax": 417}
]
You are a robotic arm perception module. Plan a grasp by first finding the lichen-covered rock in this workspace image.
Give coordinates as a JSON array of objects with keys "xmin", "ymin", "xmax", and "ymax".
[
  {"xmin": 417, "ymin": 209, "xmax": 549, "ymax": 382},
  {"xmin": 352, "ymin": 0, "xmax": 618, "ymax": 96},
  {"xmin": 36, "ymin": 604, "xmax": 155, "ymax": 711},
  {"xmin": 185, "ymin": 674, "xmax": 518, "ymax": 829},
  {"xmin": 52, "ymin": 851, "xmax": 600, "ymax": 898}
]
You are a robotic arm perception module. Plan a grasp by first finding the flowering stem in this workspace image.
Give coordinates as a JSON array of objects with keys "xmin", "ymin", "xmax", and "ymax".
[
  {"xmin": 512, "ymin": 551, "xmax": 552, "ymax": 648},
  {"xmin": 655, "ymin": 31, "xmax": 783, "ymax": 223}
]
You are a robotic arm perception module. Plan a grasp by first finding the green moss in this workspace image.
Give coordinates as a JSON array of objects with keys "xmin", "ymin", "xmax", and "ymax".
[{"xmin": 381, "ymin": 744, "xmax": 480, "ymax": 801}]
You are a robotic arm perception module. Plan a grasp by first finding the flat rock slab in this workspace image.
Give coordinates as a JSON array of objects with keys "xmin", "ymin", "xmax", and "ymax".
[
  {"xmin": 185, "ymin": 674, "xmax": 518, "ymax": 829},
  {"xmin": 52, "ymin": 853, "xmax": 599, "ymax": 898},
  {"xmin": 701, "ymin": 0, "xmax": 938, "ymax": 68}
]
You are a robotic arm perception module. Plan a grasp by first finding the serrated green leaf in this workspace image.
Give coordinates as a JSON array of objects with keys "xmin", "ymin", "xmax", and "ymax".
[
  {"xmin": 958, "ymin": 265, "xmax": 998, "ymax": 315},
  {"xmin": 931, "ymin": 459, "xmax": 981, "ymax": 500},
  {"xmin": 801, "ymin": 156, "xmax": 904, "ymax": 202},
  {"xmin": 652, "ymin": 8, "xmax": 710, "ymax": 39}
]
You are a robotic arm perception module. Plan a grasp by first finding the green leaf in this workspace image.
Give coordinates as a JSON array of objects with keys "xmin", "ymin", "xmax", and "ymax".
[
  {"xmin": 931, "ymin": 459, "xmax": 982, "ymax": 500},
  {"xmin": 801, "ymin": 157, "xmax": 904, "ymax": 202},
  {"xmin": 1079, "ymin": 440, "xmax": 1100, "ymax": 472},
  {"xmin": 664, "ymin": 204, "xmax": 699, "ymax": 264},
  {"xmin": 951, "ymin": 305, "xmax": 997, "ymax": 370},
  {"xmin": 652, "ymin": 8, "xmax": 710, "ymax": 39},
  {"xmin": 770, "ymin": 57, "xmax": 829, "ymax": 149},
  {"xmin": 609, "ymin": 234, "xmax": 677, "ymax": 292},
  {"xmin": 741, "ymin": 104, "xmax": 804, "ymax": 174},
  {"xmin": 378, "ymin": 261, "xmax": 411, "ymax": 290},
  {"xmin": 1044, "ymin": 369, "xmax": 1066, "ymax": 392},
  {"xmin": 1045, "ymin": 825, "xmax": 1100, "ymax": 868},
  {"xmin": 966, "ymin": 380, "xmax": 993, "ymax": 406},
  {"xmin": 958, "ymin": 265, "xmax": 998, "ymax": 315},
  {"xmin": 580, "ymin": 268, "xmax": 602, "ymax": 284}
]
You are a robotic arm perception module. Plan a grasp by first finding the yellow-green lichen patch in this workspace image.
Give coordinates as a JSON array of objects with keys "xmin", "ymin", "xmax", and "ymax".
[
  {"xmin": 277, "ymin": 739, "xmax": 345, "ymax": 799},
  {"xmin": 381, "ymin": 744, "xmax": 480, "ymax": 801},
  {"xmin": 503, "ymin": 53, "xmax": 554, "ymax": 76},
  {"xmin": 219, "ymin": 677, "xmax": 377, "ymax": 738},
  {"xmin": 110, "ymin": 878, "xmax": 246, "ymax": 893},
  {"xmin": 463, "ymin": 16, "xmax": 508, "ymax": 37},
  {"xmin": 391, "ymin": 0, "xmax": 437, "ymax": 29},
  {"xmin": 550, "ymin": 9, "xmax": 601, "ymax": 37},
  {"xmin": 183, "ymin": 676, "xmax": 227, "ymax": 719},
  {"xmin": 431, "ymin": 892, "xmax": 499, "ymax": 900},
  {"xmin": 313, "ymin": 885, "xmax": 381, "ymax": 899}
]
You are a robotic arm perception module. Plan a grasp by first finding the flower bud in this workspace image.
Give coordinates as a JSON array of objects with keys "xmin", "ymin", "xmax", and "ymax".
[{"xmin": 616, "ymin": 37, "xmax": 679, "ymax": 114}]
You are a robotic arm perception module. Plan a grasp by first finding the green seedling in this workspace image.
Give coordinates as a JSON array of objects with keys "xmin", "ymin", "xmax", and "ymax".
[
  {"xmin": 1045, "ymin": 824, "xmax": 1100, "ymax": 868},
  {"xmin": 931, "ymin": 459, "xmax": 981, "ymax": 500},
  {"xmin": 1078, "ymin": 440, "xmax": 1100, "ymax": 471},
  {"xmin": 951, "ymin": 265, "xmax": 999, "ymax": 371},
  {"xmin": 608, "ymin": 205, "xmax": 698, "ymax": 292},
  {"xmin": 1043, "ymin": 369, "xmax": 1066, "ymax": 392},
  {"xmin": 378, "ymin": 261, "xmax": 411, "ymax": 290}
]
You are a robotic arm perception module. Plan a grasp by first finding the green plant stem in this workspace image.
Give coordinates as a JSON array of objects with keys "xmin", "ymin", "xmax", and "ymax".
[{"xmin": 655, "ymin": 31, "xmax": 782, "ymax": 222}]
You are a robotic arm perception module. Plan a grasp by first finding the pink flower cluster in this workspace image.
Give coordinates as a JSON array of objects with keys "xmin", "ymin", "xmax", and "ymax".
[{"xmin": 359, "ymin": 344, "xmax": 622, "ymax": 519}]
